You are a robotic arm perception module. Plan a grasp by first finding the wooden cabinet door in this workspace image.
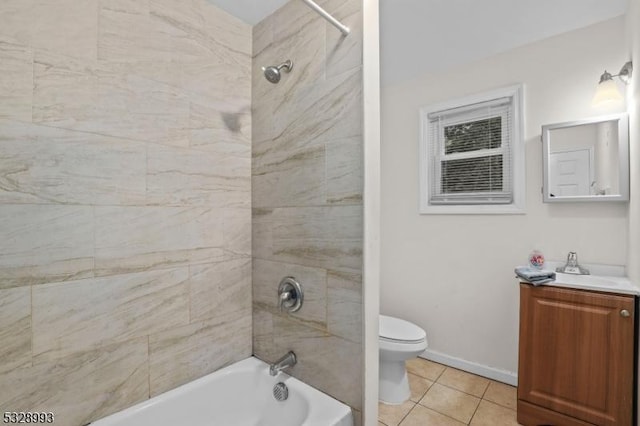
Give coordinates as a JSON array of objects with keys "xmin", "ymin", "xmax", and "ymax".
[{"xmin": 518, "ymin": 284, "xmax": 635, "ymax": 426}]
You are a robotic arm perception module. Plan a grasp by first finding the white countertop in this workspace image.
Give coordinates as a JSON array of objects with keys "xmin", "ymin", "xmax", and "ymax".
[{"xmin": 518, "ymin": 261, "xmax": 640, "ymax": 296}]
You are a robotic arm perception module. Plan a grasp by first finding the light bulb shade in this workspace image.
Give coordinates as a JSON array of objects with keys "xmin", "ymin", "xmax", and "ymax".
[{"xmin": 592, "ymin": 78, "xmax": 623, "ymax": 107}]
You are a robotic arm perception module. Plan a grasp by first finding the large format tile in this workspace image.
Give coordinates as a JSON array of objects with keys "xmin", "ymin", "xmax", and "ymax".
[
  {"xmin": 0, "ymin": 205, "xmax": 94, "ymax": 288},
  {"xmin": 408, "ymin": 373, "xmax": 433, "ymax": 403},
  {"xmin": 438, "ymin": 367, "xmax": 490, "ymax": 398},
  {"xmin": 252, "ymin": 144, "xmax": 326, "ymax": 208},
  {"xmin": 0, "ymin": 338, "xmax": 148, "ymax": 426},
  {"xmin": 326, "ymin": 137, "xmax": 363, "ymax": 204},
  {"xmin": 33, "ymin": 51, "xmax": 190, "ymax": 147},
  {"xmin": 147, "ymin": 145, "xmax": 250, "ymax": 207},
  {"xmin": 32, "ymin": 268, "xmax": 189, "ymax": 361},
  {"xmin": 469, "ymin": 400, "xmax": 519, "ymax": 426},
  {"xmin": 399, "ymin": 404, "xmax": 465, "ymax": 426},
  {"xmin": 327, "ymin": 269, "xmax": 362, "ymax": 343},
  {"xmin": 253, "ymin": 258, "xmax": 328, "ymax": 329},
  {"xmin": 0, "ymin": 120, "xmax": 146, "ymax": 205},
  {"xmin": 190, "ymin": 258, "xmax": 251, "ymax": 322},
  {"xmin": 254, "ymin": 67, "xmax": 363, "ymax": 157},
  {"xmin": 189, "ymin": 101, "xmax": 251, "ymax": 156},
  {"xmin": 484, "ymin": 381, "xmax": 517, "ymax": 410},
  {"xmin": 419, "ymin": 383, "xmax": 481, "ymax": 424},
  {"xmin": 378, "ymin": 400, "xmax": 415, "ymax": 426},
  {"xmin": 94, "ymin": 206, "xmax": 224, "ymax": 275},
  {"xmin": 223, "ymin": 208, "xmax": 251, "ymax": 259},
  {"xmin": 258, "ymin": 206, "xmax": 363, "ymax": 271},
  {"xmin": 149, "ymin": 314, "xmax": 251, "ymax": 396},
  {"xmin": 406, "ymin": 357, "xmax": 446, "ymax": 382},
  {"xmin": 270, "ymin": 315, "xmax": 362, "ymax": 410},
  {"xmin": 0, "ymin": 0, "xmax": 98, "ymax": 60},
  {"xmin": 0, "ymin": 287, "xmax": 31, "ymax": 373},
  {"xmin": 0, "ymin": 40, "xmax": 32, "ymax": 121}
]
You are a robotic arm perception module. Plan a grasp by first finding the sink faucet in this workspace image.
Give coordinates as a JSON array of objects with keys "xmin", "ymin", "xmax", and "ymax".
[
  {"xmin": 269, "ymin": 351, "xmax": 297, "ymax": 376},
  {"xmin": 556, "ymin": 252, "xmax": 590, "ymax": 275}
]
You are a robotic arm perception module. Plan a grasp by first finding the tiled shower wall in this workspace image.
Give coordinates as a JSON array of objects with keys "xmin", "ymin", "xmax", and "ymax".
[
  {"xmin": 251, "ymin": 0, "xmax": 364, "ymax": 420},
  {"xmin": 0, "ymin": 1, "xmax": 252, "ymax": 424}
]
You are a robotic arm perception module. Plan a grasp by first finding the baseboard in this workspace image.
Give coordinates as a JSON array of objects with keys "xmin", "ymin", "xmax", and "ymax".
[{"xmin": 419, "ymin": 349, "xmax": 518, "ymax": 386}]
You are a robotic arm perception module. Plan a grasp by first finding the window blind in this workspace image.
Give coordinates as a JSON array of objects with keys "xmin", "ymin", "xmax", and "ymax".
[{"xmin": 428, "ymin": 97, "xmax": 514, "ymax": 205}]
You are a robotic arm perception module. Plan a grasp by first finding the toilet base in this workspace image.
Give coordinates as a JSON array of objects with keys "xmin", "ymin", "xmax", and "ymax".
[{"xmin": 379, "ymin": 359, "xmax": 410, "ymax": 404}]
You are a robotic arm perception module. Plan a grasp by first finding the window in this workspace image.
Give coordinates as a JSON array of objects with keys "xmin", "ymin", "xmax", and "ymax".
[{"xmin": 419, "ymin": 85, "xmax": 525, "ymax": 214}]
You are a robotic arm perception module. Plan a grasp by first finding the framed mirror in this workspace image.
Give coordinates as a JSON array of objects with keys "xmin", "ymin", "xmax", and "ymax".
[{"xmin": 542, "ymin": 113, "xmax": 629, "ymax": 203}]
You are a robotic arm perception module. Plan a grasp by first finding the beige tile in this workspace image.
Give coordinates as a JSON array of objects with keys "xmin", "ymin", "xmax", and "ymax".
[
  {"xmin": 0, "ymin": 287, "xmax": 31, "ymax": 373},
  {"xmin": 149, "ymin": 314, "xmax": 251, "ymax": 396},
  {"xmin": 223, "ymin": 208, "xmax": 251, "ymax": 259},
  {"xmin": 438, "ymin": 367, "xmax": 490, "ymax": 397},
  {"xmin": 0, "ymin": 40, "xmax": 32, "ymax": 121},
  {"xmin": 399, "ymin": 404, "xmax": 466, "ymax": 426},
  {"xmin": 252, "ymin": 15, "xmax": 273, "ymax": 57},
  {"xmin": 419, "ymin": 383, "xmax": 481, "ymax": 424},
  {"xmin": 189, "ymin": 258, "xmax": 251, "ymax": 322},
  {"xmin": 253, "ymin": 258, "xmax": 327, "ymax": 328},
  {"xmin": 326, "ymin": 137, "xmax": 363, "ymax": 204},
  {"xmin": 0, "ymin": 338, "xmax": 148, "ymax": 426},
  {"xmin": 252, "ymin": 307, "xmax": 278, "ymax": 362},
  {"xmin": 269, "ymin": 206, "xmax": 363, "ymax": 271},
  {"xmin": 32, "ymin": 268, "xmax": 189, "ymax": 361},
  {"xmin": 0, "ymin": 205, "xmax": 94, "ymax": 289},
  {"xmin": 484, "ymin": 381, "xmax": 517, "ymax": 410},
  {"xmin": 327, "ymin": 269, "xmax": 362, "ymax": 343},
  {"xmin": 406, "ymin": 357, "xmax": 446, "ymax": 381},
  {"xmin": 470, "ymin": 400, "xmax": 519, "ymax": 426},
  {"xmin": 271, "ymin": 316, "xmax": 362, "ymax": 410},
  {"xmin": 94, "ymin": 206, "xmax": 225, "ymax": 276},
  {"xmin": 0, "ymin": 120, "xmax": 147, "ymax": 205},
  {"xmin": 252, "ymin": 144, "xmax": 327, "ymax": 208},
  {"xmin": 408, "ymin": 373, "xmax": 433, "ymax": 403},
  {"xmin": 146, "ymin": 144, "xmax": 250, "ymax": 207},
  {"xmin": 378, "ymin": 400, "xmax": 415, "ymax": 426},
  {"xmin": 189, "ymin": 101, "xmax": 251, "ymax": 156},
  {"xmin": 0, "ymin": 0, "xmax": 98, "ymax": 60},
  {"xmin": 325, "ymin": 7, "xmax": 363, "ymax": 78}
]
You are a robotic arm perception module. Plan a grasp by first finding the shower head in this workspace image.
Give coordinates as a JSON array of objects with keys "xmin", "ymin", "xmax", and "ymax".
[{"xmin": 262, "ymin": 60, "xmax": 293, "ymax": 84}]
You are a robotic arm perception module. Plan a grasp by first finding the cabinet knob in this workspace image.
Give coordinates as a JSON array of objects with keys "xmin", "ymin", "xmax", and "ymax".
[{"xmin": 620, "ymin": 309, "xmax": 631, "ymax": 318}]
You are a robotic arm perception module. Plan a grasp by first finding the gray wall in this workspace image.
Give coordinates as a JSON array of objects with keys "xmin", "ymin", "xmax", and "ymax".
[
  {"xmin": 0, "ymin": 0, "xmax": 252, "ymax": 424},
  {"xmin": 251, "ymin": 0, "xmax": 365, "ymax": 420}
]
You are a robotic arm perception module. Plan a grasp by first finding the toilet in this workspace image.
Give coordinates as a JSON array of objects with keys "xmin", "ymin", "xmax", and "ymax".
[{"xmin": 379, "ymin": 315, "xmax": 428, "ymax": 404}]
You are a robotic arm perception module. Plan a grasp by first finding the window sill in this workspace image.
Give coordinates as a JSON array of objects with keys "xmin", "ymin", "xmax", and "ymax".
[{"xmin": 419, "ymin": 203, "xmax": 525, "ymax": 215}]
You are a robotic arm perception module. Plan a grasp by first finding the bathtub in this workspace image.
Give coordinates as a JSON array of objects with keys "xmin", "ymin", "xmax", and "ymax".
[{"xmin": 91, "ymin": 357, "xmax": 353, "ymax": 426}]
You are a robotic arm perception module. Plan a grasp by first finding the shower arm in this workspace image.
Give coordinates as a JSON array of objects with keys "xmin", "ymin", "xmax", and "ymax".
[{"xmin": 300, "ymin": 0, "xmax": 350, "ymax": 36}]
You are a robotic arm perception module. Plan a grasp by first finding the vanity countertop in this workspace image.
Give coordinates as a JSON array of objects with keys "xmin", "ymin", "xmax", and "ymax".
[
  {"xmin": 543, "ymin": 272, "xmax": 640, "ymax": 296},
  {"xmin": 518, "ymin": 261, "xmax": 640, "ymax": 296}
]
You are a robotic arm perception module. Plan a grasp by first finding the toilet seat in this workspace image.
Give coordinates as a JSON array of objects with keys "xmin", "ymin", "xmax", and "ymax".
[{"xmin": 379, "ymin": 315, "xmax": 426, "ymax": 343}]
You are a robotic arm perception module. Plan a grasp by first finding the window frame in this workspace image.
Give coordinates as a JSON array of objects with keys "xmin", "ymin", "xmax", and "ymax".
[{"xmin": 419, "ymin": 84, "xmax": 525, "ymax": 215}]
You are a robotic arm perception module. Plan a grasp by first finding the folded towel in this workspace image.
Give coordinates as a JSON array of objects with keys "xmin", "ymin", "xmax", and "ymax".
[{"xmin": 515, "ymin": 266, "xmax": 556, "ymax": 285}]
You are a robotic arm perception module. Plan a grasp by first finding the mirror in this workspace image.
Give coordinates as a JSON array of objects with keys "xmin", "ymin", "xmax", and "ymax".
[{"xmin": 542, "ymin": 113, "xmax": 629, "ymax": 202}]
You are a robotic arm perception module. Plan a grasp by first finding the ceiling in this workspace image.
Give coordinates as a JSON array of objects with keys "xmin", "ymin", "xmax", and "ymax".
[{"xmin": 208, "ymin": 0, "xmax": 628, "ymax": 85}]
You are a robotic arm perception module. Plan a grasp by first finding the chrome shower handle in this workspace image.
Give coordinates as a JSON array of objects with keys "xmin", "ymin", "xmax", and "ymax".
[{"xmin": 278, "ymin": 277, "xmax": 303, "ymax": 313}]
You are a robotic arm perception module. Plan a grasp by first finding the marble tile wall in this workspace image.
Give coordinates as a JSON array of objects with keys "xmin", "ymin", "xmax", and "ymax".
[
  {"xmin": 0, "ymin": 0, "xmax": 252, "ymax": 424},
  {"xmin": 251, "ymin": 0, "xmax": 364, "ymax": 422}
]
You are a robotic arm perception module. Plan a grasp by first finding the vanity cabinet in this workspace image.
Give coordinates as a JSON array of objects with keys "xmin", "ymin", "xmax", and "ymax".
[{"xmin": 518, "ymin": 283, "xmax": 636, "ymax": 426}]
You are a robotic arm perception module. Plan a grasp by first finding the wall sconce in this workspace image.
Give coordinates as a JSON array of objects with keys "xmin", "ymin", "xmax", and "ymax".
[{"xmin": 592, "ymin": 61, "xmax": 633, "ymax": 107}]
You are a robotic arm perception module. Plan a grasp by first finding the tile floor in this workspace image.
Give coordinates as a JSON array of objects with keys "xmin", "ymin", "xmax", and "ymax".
[{"xmin": 378, "ymin": 358, "xmax": 522, "ymax": 426}]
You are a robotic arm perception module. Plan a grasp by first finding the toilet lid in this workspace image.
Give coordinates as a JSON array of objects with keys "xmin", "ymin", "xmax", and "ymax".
[{"xmin": 379, "ymin": 315, "xmax": 426, "ymax": 343}]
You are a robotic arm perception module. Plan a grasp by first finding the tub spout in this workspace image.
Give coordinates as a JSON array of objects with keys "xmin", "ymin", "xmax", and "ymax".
[{"xmin": 269, "ymin": 351, "xmax": 297, "ymax": 376}]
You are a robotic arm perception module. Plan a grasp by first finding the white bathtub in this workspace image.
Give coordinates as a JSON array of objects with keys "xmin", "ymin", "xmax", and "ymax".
[{"xmin": 91, "ymin": 357, "xmax": 353, "ymax": 426}]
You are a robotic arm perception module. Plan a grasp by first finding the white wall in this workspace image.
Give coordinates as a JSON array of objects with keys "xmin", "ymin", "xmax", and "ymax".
[
  {"xmin": 627, "ymin": 0, "xmax": 640, "ymax": 284},
  {"xmin": 381, "ymin": 17, "xmax": 629, "ymax": 378}
]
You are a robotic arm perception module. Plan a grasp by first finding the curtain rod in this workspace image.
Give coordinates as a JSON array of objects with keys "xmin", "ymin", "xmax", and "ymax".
[{"xmin": 300, "ymin": 0, "xmax": 351, "ymax": 36}]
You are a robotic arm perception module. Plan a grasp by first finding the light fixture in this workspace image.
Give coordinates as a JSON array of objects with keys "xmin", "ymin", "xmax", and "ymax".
[{"xmin": 592, "ymin": 61, "xmax": 633, "ymax": 107}]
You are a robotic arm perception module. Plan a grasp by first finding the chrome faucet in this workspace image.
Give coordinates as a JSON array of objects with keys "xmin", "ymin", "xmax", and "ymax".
[
  {"xmin": 556, "ymin": 252, "xmax": 590, "ymax": 275},
  {"xmin": 269, "ymin": 351, "xmax": 297, "ymax": 376}
]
